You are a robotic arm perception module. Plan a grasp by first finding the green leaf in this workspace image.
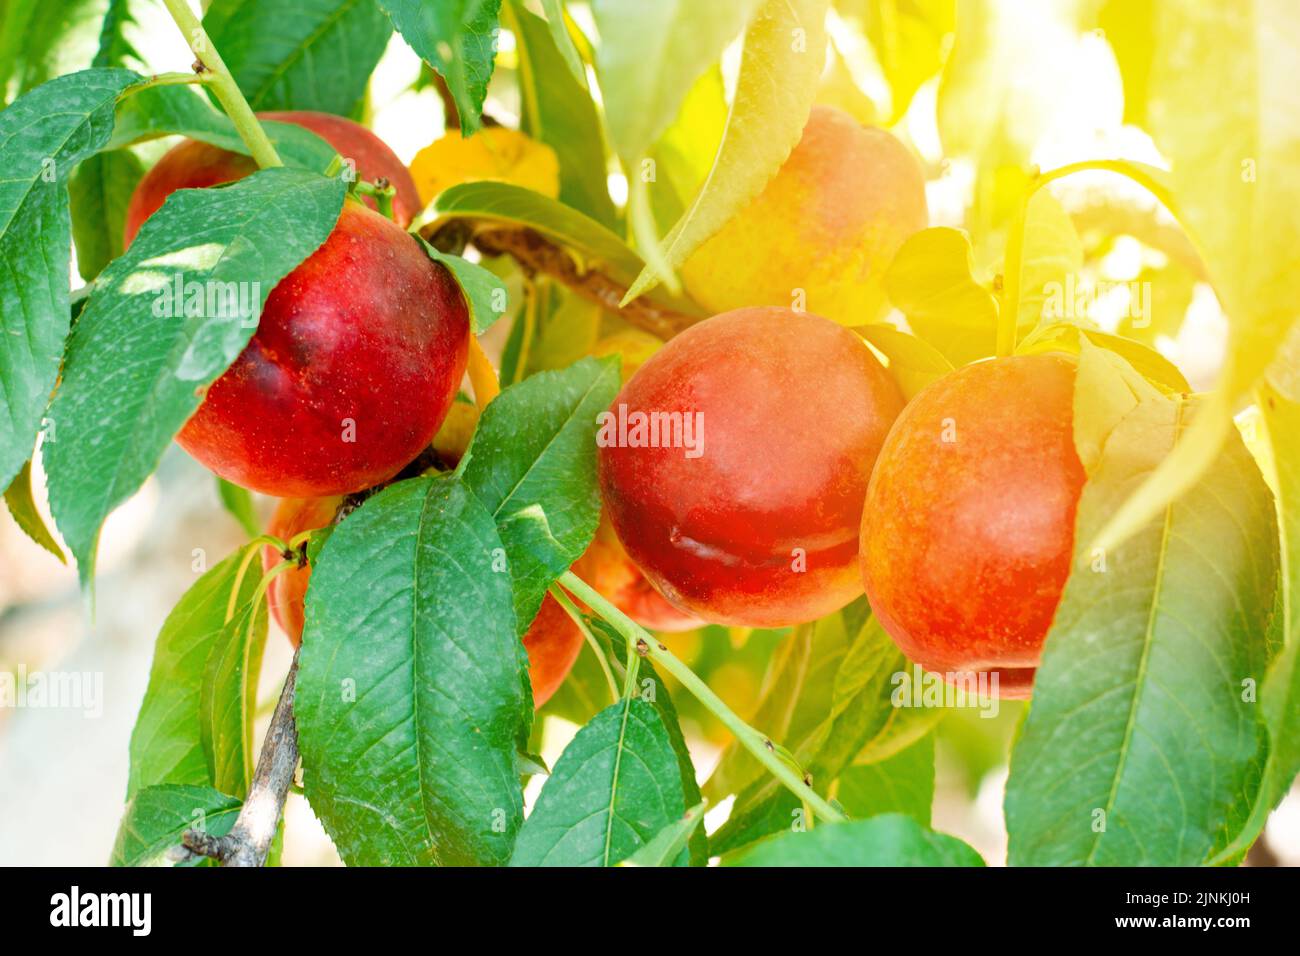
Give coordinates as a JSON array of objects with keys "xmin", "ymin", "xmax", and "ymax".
[
  {"xmin": 91, "ymin": 0, "xmax": 160, "ymax": 73},
  {"xmin": 861, "ymin": 0, "xmax": 954, "ymax": 123},
  {"xmin": 2, "ymin": 460, "xmax": 64, "ymax": 562},
  {"xmin": 1018, "ymin": 322, "xmax": 1191, "ymax": 397},
  {"xmin": 0, "ymin": 67, "xmax": 138, "ymax": 494},
  {"xmin": 1005, "ymin": 387, "xmax": 1278, "ymax": 865},
  {"xmin": 728, "ymin": 815, "xmax": 984, "ymax": 867},
  {"xmin": 1253, "ymin": 386, "xmax": 1300, "ymax": 818},
  {"xmin": 618, "ymin": 800, "xmax": 707, "ymax": 867},
  {"xmin": 710, "ymin": 606, "xmax": 935, "ymax": 856},
  {"xmin": 0, "ymin": 0, "xmax": 105, "ymax": 104},
  {"xmin": 63, "ymin": 1, "xmax": 152, "ymax": 281},
  {"xmin": 1089, "ymin": 2, "xmax": 1300, "ymax": 556},
  {"xmin": 200, "ymin": 577, "xmax": 270, "ymax": 798},
  {"xmin": 883, "ymin": 227, "xmax": 998, "ymax": 365},
  {"xmin": 590, "ymin": 0, "xmax": 762, "ymax": 164},
  {"xmin": 524, "ymin": 280, "xmax": 601, "ymax": 374},
  {"xmin": 109, "ymin": 85, "xmax": 338, "ymax": 172},
  {"xmin": 856, "ymin": 323, "xmax": 954, "ymax": 400},
  {"xmin": 110, "ymin": 784, "xmax": 241, "ymax": 867},
  {"xmin": 591, "ymin": 617, "xmax": 707, "ymax": 866},
  {"xmin": 508, "ymin": 1, "xmax": 616, "ymax": 228},
  {"xmin": 538, "ymin": 0, "xmax": 586, "ymax": 88},
  {"xmin": 43, "ymin": 167, "xmax": 345, "ymax": 583},
  {"xmin": 835, "ymin": 734, "xmax": 934, "ymax": 825},
  {"xmin": 509, "ymin": 697, "xmax": 686, "ymax": 866},
  {"xmin": 296, "ymin": 475, "xmax": 531, "ymax": 866},
  {"xmin": 1116, "ymin": 262, "xmax": 1197, "ymax": 346},
  {"xmin": 622, "ymin": 0, "xmax": 830, "ymax": 303},
  {"xmin": 127, "ymin": 547, "xmax": 262, "ymax": 799},
  {"xmin": 459, "ymin": 356, "xmax": 620, "ymax": 628},
  {"xmin": 1148, "ymin": 0, "xmax": 1300, "ymax": 401},
  {"xmin": 648, "ymin": 67, "xmax": 727, "ymax": 232},
  {"xmin": 420, "ymin": 239, "xmax": 508, "ymax": 334},
  {"xmin": 376, "ymin": 0, "xmax": 502, "ymax": 135},
  {"xmin": 204, "ymin": 0, "xmax": 393, "ymax": 114},
  {"xmin": 68, "ymin": 148, "xmax": 144, "ymax": 280},
  {"xmin": 705, "ymin": 617, "xmax": 849, "ymax": 805},
  {"xmin": 216, "ymin": 477, "xmax": 259, "ymax": 537}
]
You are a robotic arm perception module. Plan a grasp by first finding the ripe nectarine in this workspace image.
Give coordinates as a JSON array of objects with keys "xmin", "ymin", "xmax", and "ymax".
[
  {"xmin": 123, "ymin": 110, "xmax": 421, "ymax": 245},
  {"xmin": 598, "ymin": 307, "xmax": 904, "ymax": 628},
  {"xmin": 860, "ymin": 354, "xmax": 1086, "ymax": 699},
  {"xmin": 681, "ymin": 105, "xmax": 927, "ymax": 326},
  {"xmin": 176, "ymin": 202, "xmax": 468, "ymax": 497}
]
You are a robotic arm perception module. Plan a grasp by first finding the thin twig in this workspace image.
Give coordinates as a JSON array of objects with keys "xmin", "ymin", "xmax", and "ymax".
[
  {"xmin": 467, "ymin": 228, "xmax": 701, "ymax": 340},
  {"xmin": 182, "ymin": 656, "xmax": 301, "ymax": 867}
]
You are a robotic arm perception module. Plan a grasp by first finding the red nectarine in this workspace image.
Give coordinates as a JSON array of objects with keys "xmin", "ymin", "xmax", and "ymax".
[
  {"xmin": 176, "ymin": 202, "xmax": 468, "ymax": 497},
  {"xmin": 598, "ymin": 307, "xmax": 904, "ymax": 628},
  {"xmin": 123, "ymin": 110, "xmax": 420, "ymax": 245},
  {"xmin": 860, "ymin": 353, "xmax": 1086, "ymax": 699}
]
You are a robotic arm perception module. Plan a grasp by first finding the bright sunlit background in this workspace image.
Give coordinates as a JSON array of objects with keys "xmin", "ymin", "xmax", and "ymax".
[{"xmin": 1, "ymin": 1, "xmax": 1294, "ymax": 867}]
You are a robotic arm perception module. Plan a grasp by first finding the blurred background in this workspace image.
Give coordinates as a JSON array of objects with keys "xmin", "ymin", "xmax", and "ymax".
[{"xmin": 1, "ymin": 0, "xmax": 1296, "ymax": 865}]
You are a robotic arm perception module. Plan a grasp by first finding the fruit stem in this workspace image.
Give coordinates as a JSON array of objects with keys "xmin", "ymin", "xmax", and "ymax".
[
  {"xmin": 160, "ymin": 0, "xmax": 282, "ymax": 169},
  {"xmin": 559, "ymin": 571, "xmax": 847, "ymax": 824},
  {"xmin": 129, "ymin": 70, "xmax": 209, "ymax": 92},
  {"xmin": 549, "ymin": 584, "xmax": 620, "ymax": 705},
  {"xmin": 467, "ymin": 335, "xmax": 501, "ymax": 410},
  {"xmin": 353, "ymin": 179, "xmax": 398, "ymax": 222},
  {"xmin": 998, "ymin": 158, "xmax": 1185, "ymax": 357}
]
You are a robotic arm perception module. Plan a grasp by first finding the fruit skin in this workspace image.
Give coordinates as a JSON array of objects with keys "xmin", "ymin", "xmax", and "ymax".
[
  {"xmin": 123, "ymin": 110, "xmax": 421, "ymax": 246},
  {"xmin": 579, "ymin": 329, "xmax": 702, "ymax": 632},
  {"xmin": 177, "ymin": 202, "xmax": 469, "ymax": 497},
  {"xmin": 598, "ymin": 306, "xmax": 905, "ymax": 628},
  {"xmin": 572, "ymin": 514, "xmax": 703, "ymax": 632},
  {"xmin": 860, "ymin": 354, "xmax": 1086, "ymax": 700},
  {"xmin": 264, "ymin": 498, "xmax": 583, "ymax": 707},
  {"xmin": 681, "ymin": 105, "xmax": 927, "ymax": 327},
  {"xmin": 263, "ymin": 495, "xmax": 344, "ymax": 647},
  {"xmin": 522, "ymin": 594, "xmax": 585, "ymax": 708}
]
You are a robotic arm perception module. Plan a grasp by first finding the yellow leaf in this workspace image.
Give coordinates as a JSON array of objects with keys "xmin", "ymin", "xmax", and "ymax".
[
  {"xmin": 1094, "ymin": 1, "xmax": 1300, "ymax": 550},
  {"xmin": 855, "ymin": 323, "xmax": 953, "ymax": 399},
  {"xmin": 1071, "ymin": 337, "xmax": 1163, "ymax": 474},
  {"xmin": 621, "ymin": 0, "xmax": 831, "ymax": 305},
  {"xmin": 409, "ymin": 127, "xmax": 561, "ymax": 206},
  {"xmin": 883, "ymin": 226, "xmax": 998, "ymax": 364}
]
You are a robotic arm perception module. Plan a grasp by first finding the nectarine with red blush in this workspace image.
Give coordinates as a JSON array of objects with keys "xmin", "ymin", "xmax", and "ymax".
[
  {"xmin": 123, "ymin": 110, "xmax": 420, "ymax": 245},
  {"xmin": 597, "ymin": 307, "xmax": 904, "ymax": 628},
  {"xmin": 262, "ymin": 495, "xmax": 344, "ymax": 647},
  {"xmin": 572, "ymin": 514, "xmax": 702, "ymax": 633},
  {"xmin": 176, "ymin": 202, "xmax": 469, "ymax": 497},
  {"xmin": 523, "ymin": 594, "xmax": 586, "ymax": 708},
  {"xmin": 860, "ymin": 353, "xmax": 1086, "ymax": 699}
]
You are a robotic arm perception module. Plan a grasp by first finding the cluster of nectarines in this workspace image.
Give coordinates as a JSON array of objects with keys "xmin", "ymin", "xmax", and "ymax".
[{"xmin": 137, "ymin": 103, "xmax": 1085, "ymax": 705}]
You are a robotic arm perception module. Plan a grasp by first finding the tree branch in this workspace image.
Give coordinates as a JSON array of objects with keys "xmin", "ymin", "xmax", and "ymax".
[
  {"xmin": 182, "ymin": 655, "xmax": 301, "ymax": 867},
  {"xmin": 468, "ymin": 227, "xmax": 701, "ymax": 340}
]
